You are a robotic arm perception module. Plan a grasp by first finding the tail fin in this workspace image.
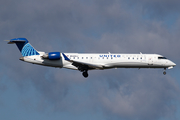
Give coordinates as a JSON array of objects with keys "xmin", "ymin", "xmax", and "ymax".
[{"xmin": 8, "ymin": 38, "xmax": 40, "ymax": 56}]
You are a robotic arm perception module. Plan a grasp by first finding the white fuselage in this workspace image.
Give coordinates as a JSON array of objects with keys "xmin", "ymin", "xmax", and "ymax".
[{"xmin": 21, "ymin": 53, "xmax": 176, "ymax": 70}]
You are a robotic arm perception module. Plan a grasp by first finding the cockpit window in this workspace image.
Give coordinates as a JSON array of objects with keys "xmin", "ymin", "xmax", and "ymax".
[{"xmin": 158, "ymin": 57, "xmax": 167, "ymax": 59}]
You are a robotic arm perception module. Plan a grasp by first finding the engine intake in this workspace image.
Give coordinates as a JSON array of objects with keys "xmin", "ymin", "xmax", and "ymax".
[{"xmin": 42, "ymin": 52, "xmax": 61, "ymax": 60}]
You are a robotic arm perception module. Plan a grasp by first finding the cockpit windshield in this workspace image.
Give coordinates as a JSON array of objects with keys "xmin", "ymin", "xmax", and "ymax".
[{"xmin": 158, "ymin": 57, "xmax": 167, "ymax": 59}]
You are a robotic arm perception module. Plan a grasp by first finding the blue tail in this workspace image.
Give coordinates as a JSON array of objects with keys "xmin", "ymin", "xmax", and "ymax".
[{"xmin": 8, "ymin": 38, "xmax": 40, "ymax": 56}]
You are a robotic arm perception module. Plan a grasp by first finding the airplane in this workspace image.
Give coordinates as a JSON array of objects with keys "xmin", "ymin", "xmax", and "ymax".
[{"xmin": 7, "ymin": 38, "xmax": 176, "ymax": 78}]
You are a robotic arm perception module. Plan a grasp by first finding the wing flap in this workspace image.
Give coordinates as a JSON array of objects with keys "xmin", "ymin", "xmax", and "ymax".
[{"xmin": 72, "ymin": 60, "xmax": 104, "ymax": 69}]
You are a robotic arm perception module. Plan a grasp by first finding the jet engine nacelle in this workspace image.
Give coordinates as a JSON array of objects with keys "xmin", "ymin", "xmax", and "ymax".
[{"xmin": 42, "ymin": 52, "xmax": 61, "ymax": 60}]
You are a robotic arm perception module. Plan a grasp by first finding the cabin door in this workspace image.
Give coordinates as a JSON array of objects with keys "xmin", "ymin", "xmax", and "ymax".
[{"xmin": 148, "ymin": 57, "xmax": 153, "ymax": 65}]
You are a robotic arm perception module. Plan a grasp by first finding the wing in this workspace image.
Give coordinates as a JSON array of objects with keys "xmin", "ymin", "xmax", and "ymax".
[{"xmin": 62, "ymin": 53, "xmax": 104, "ymax": 71}]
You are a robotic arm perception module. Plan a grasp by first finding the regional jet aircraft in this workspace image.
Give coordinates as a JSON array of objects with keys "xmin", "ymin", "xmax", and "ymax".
[{"xmin": 7, "ymin": 38, "xmax": 176, "ymax": 78}]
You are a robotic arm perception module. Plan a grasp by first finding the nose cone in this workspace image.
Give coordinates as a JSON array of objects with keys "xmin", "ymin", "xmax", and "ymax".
[
  {"xmin": 169, "ymin": 61, "xmax": 176, "ymax": 67},
  {"xmin": 167, "ymin": 61, "xmax": 176, "ymax": 69},
  {"xmin": 172, "ymin": 62, "xmax": 176, "ymax": 67}
]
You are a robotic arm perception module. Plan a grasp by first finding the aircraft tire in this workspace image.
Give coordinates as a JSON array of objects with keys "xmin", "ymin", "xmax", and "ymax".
[
  {"xmin": 163, "ymin": 71, "xmax": 166, "ymax": 75},
  {"xmin": 83, "ymin": 72, "xmax": 88, "ymax": 78}
]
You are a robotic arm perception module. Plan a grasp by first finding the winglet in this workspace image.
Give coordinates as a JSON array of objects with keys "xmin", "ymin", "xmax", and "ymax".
[{"xmin": 62, "ymin": 53, "xmax": 70, "ymax": 61}]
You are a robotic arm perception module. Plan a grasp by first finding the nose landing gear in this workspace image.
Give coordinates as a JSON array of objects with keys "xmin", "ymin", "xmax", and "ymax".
[{"xmin": 163, "ymin": 68, "xmax": 166, "ymax": 75}]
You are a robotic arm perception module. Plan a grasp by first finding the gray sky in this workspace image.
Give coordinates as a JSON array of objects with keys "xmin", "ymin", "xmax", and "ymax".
[{"xmin": 0, "ymin": 0, "xmax": 180, "ymax": 120}]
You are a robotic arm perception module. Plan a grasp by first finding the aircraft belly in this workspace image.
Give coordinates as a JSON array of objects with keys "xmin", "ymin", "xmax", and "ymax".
[
  {"xmin": 121, "ymin": 62, "xmax": 146, "ymax": 68},
  {"xmin": 105, "ymin": 62, "xmax": 164, "ymax": 68}
]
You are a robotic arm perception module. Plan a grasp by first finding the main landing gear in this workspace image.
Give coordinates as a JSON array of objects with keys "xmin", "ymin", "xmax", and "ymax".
[
  {"xmin": 82, "ymin": 71, "xmax": 88, "ymax": 78},
  {"xmin": 77, "ymin": 66, "xmax": 89, "ymax": 78},
  {"xmin": 163, "ymin": 68, "xmax": 166, "ymax": 75}
]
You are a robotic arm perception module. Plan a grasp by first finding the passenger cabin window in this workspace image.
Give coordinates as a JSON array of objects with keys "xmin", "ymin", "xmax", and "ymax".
[{"xmin": 158, "ymin": 57, "xmax": 167, "ymax": 59}]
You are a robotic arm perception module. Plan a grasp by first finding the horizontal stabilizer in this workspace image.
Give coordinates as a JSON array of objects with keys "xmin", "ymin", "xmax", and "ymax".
[
  {"xmin": 8, "ymin": 38, "xmax": 28, "ymax": 43},
  {"xmin": 4, "ymin": 40, "xmax": 13, "ymax": 44}
]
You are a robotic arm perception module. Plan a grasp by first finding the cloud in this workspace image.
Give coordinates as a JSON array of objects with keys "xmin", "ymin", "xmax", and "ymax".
[
  {"xmin": 99, "ymin": 72, "xmax": 179, "ymax": 120},
  {"xmin": 0, "ymin": 0, "xmax": 180, "ymax": 120},
  {"xmin": 124, "ymin": 0, "xmax": 180, "ymax": 19},
  {"xmin": 27, "ymin": 70, "xmax": 179, "ymax": 120}
]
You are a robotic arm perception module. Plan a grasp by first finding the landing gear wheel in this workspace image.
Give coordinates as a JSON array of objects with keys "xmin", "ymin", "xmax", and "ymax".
[
  {"xmin": 163, "ymin": 68, "xmax": 166, "ymax": 75},
  {"xmin": 163, "ymin": 71, "xmax": 166, "ymax": 75},
  {"xmin": 82, "ymin": 72, "xmax": 88, "ymax": 78}
]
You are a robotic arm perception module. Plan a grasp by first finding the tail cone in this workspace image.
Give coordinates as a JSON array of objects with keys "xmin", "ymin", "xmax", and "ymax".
[{"xmin": 19, "ymin": 57, "xmax": 24, "ymax": 61}]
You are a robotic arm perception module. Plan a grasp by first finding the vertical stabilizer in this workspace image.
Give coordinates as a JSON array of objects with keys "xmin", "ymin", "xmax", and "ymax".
[{"xmin": 8, "ymin": 38, "xmax": 40, "ymax": 56}]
